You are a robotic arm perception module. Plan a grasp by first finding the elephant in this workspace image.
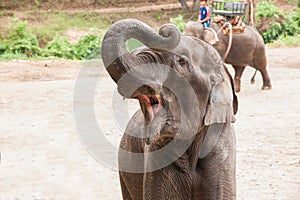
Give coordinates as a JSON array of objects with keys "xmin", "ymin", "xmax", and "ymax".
[
  {"xmin": 101, "ymin": 19, "xmax": 238, "ymax": 200},
  {"xmin": 183, "ymin": 21, "xmax": 272, "ymax": 92}
]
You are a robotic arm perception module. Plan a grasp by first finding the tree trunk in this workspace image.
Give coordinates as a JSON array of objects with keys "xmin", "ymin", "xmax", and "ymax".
[
  {"xmin": 192, "ymin": 0, "xmax": 200, "ymax": 11},
  {"xmin": 178, "ymin": 0, "xmax": 189, "ymax": 10},
  {"xmin": 246, "ymin": 0, "xmax": 257, "ymax": 26}
]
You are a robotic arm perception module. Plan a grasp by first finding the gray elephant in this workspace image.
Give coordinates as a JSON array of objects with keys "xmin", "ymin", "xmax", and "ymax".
[
  {"xmin": 101, "ymin": 19, "xmax": 238, "ymax": 200},
  {"xmin": 183, "ymin": 21, "xmax": 272, "ymax": 92}
]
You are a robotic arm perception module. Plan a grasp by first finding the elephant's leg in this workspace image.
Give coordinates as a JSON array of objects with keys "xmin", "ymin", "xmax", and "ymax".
[
  {"xmin": 232, "ymin": 65, "xmax": 246, "ymax": 92},
  {"xmin": 119, "ymin": 133, "xmax": 145, "ymax": 200},
  {"xmin": 143, "ymin": 163, "xmax": 192, "ymax": 200},
  {"xmin": 259, "ymin": 67, "xmax": 272, "ymax": 90},
  {"xmin": 143, "ymin": 139, "xmax": 193, "ymax": 200},
  {"xmin": 119, "ymin": 172, "xmax": 133, "ymax": 200},
  {"xmin": 197, "ymin": 123, "xmax": 236, "ymax": 199}
]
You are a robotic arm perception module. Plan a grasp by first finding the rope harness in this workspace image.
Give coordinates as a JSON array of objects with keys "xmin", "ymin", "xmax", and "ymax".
[
  {"xmin": 213, "ymin": 16, "xmax": 247, "ymax": 60},
  {"xmin": 214, "ymin": 16, "xmax": 246, "ymax": 35}
]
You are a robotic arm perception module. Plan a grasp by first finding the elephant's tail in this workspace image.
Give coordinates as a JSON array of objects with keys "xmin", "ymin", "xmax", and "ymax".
[{"xmin": 251, "ymin": 69, "xmax": 257, "ymax": 84}]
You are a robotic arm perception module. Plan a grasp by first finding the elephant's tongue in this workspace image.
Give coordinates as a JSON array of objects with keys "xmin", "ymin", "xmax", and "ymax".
[{"xmin": 137, "ymin": 95, "xmax": 161, "ymax": 124}]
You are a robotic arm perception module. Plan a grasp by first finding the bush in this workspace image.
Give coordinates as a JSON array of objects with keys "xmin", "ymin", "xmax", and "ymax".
[
  {"xmin": 42, "ymin": 33, "xmax": 103, "ymax": 60},
  {"xmin": 292, "ymin": 8, "xmax": 300, "ymax": 27},
  {"xmin": 170, "ymin": 15, "xmax": 186, "ymax": 32},
  {"xmin": 9, "ymin": 37, "xmax": 41, "ymax": 57},
  {"xmin": 42, "ymin": 35, "xmax": 76, "ymax": 59},
  {"xmin": 256, "ymin": 1, "xmax": 283, "ymax": 21},
  {"xmin": 256, "ymin": 2, "xmax": 300, "ymax": 43},
  {"xmin": 284, "ymin": 10, "xmax": 300, "ymax": 35},
  {"xmin": 268, "ymin": 34, "xmax": 300, "ymax": 47},
  {"xmin": 262, "ymin": 21, "xmax": 283, "ymax": 43},
  {"xmin": 1, "ymin": 19, "xmax": 41, "ymax": 58},
  {"xmin": 74, "ymin": 34, "xmax": 102, "ymax": 60},
  {"xmin": 0, "ymin": 18, "xmax": 104, "ymax": 60}
]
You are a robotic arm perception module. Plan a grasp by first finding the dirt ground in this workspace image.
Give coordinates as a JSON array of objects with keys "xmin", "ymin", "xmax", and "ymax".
[{"xmin": 0, "ymin": 47, "xmax": 299, "ymax": 199}]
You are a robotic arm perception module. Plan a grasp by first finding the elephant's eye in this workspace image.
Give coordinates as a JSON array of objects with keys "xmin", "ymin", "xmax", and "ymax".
[{"xmin": 178, "ymin": 57, "xmax": 187, "ymax": 66}]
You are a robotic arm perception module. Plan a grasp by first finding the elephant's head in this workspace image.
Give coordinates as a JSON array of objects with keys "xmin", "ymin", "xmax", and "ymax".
[
  {"xmin": 184, "ymin": 22, "xmax": 234, "ymax": 61},
  {"xmin": 101, "ymin": 19, "xmax": 237, "ymax": 146},
  {"xmin": 183, "ymin": 21, "xmax": 220, "ymax": 45}
]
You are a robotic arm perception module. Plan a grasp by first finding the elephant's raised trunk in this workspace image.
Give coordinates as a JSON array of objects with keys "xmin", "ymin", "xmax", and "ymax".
[{"xmin": 101, "ymin": 19, "xmax": 181, "ymax": 95}]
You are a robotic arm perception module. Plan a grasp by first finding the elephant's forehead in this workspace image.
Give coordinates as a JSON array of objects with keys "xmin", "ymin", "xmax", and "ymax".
[
  {"xmin": 173, "ymin": 35, "xmax": 225, "ymax": 87},
  {"xmin": 172, "ymin": 36, "xmax": 193, "ymax": 56},
  {"xmin": 176, "ymin": 36, "xmax": 223, "ymax": 69}
]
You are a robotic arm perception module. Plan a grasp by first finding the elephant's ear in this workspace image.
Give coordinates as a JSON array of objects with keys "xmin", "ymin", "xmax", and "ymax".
[
  {"xmin": 204, "ymin": 66, "xmax": 238, "ymax": 125},
  {"xmin": 225, "ymin": 66, "xmax": 238, "ymax": 115},
  {"xmin": 203, "ymin": 28, "xmax": 219, "ymax": 45}
]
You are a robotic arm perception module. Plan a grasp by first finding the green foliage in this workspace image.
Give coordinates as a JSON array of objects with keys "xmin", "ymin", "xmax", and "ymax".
[
  {"xmin": 284, "ymin": 10, "xmax": 300, "ymax": 35},
  {"xmin": 268, "ymin": 34, "xmax": 300, "ymax": 47},
  {"xmin": 8, "ymin": 19, "xmax": 28, "ymax": 40},
  {"xmin": 43, "ymin": 35, "xmax": 76, "ymax": 59},
  {"xmin": 42, "ymin": 34, "xmax": 103, "ymax": 60},
  {"xmin": 0, "ymin": 19, "xmax": 41, "ymax": 58},
  {"xmin": 170, "ymin": 15, "xmax": 186, "ymax": 32},
  {"xmin": 256, "ymin": 1, "xmax": 283, "ymax": 21},
  {"xmin": 9, "ymin": 37, "xmax": 41, "ymax": 57},
  {"xmin": 292, "ymin": 8, "xmax": 300, "ymax": 27},
  {"xmin": 0, "ymin": 18, "xmax": 103, "ymax": 60},
  {"xmin": 155, "ymin": 13, "xmax": 163, "ymax": 21},
  {"xmin": 74, "ymin": 34, "xmax": 102, "ymax": 59},
  {"xmin": 126, "ymin": 39, "xmax": 143, "ymax": 52},
  {"xmin": 287, "ymin": 0, "xmax": 297, "ymax": 5},
  {"xmin": 257, "ymin": 2, "xmax": 300, "ymax": 43},
  {"xmin": 262, "ymin": 21, "xmax": 283, "ymax": 43}
]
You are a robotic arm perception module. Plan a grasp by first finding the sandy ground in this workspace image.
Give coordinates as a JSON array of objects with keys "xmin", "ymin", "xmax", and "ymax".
[{"xmin": 0, "ymin": 47, "xmax": 299, "ymax": 199}]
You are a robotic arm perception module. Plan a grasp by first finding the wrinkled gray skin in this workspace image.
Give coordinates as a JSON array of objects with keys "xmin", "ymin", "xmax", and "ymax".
[
  {"xmin": 102, "ymin": 19, "xmax": 238, "ymax": 200},
  {"xmin": 183, "ymin": 21, "xmax": 272, "ymax": 92}
]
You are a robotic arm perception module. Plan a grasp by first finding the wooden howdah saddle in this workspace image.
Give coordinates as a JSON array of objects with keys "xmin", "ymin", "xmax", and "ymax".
[{"xmin": 211, "ymin": 0, "xmax": 248, "ymax": 35}]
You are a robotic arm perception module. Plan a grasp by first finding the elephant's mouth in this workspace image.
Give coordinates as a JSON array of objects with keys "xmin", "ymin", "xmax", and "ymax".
[{"xmin": 136, "ymin": 94, "xmax": 162, "ymax": 124}]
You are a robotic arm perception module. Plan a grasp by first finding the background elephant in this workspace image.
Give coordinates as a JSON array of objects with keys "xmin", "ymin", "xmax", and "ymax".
[
  {"xmin": 183, "ymin": 21, "xmax": 272, "ymax": 92},
  {"xmin": 102, "ymin": 19, "xmax": 238, "ymax": 199}
]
